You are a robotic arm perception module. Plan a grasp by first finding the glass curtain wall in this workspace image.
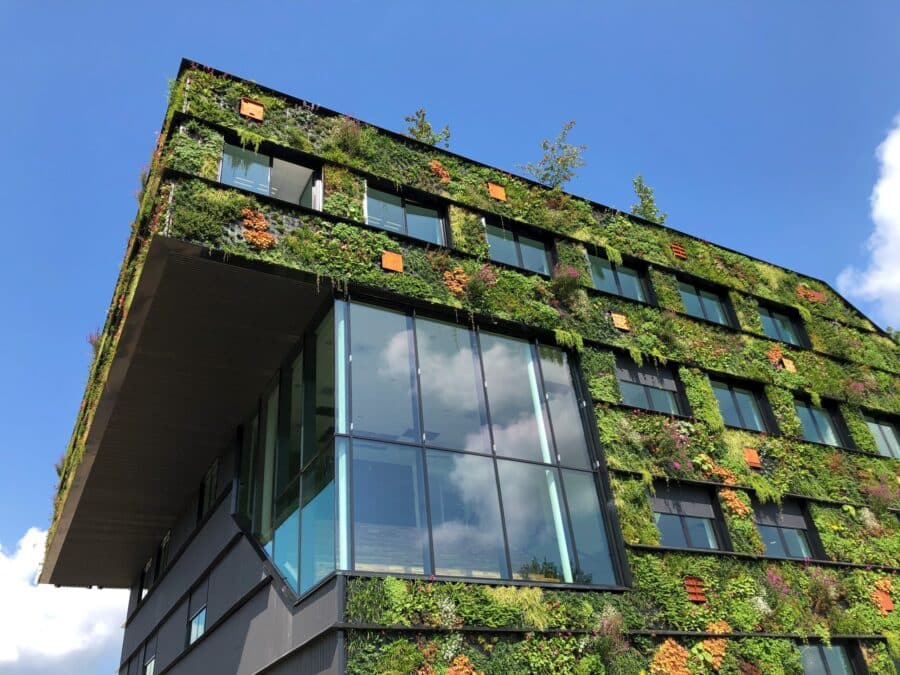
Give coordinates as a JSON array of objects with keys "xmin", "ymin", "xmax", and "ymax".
[{"xmin": 239, "ymin": 299, "xmax": 620, "ymax": 592}]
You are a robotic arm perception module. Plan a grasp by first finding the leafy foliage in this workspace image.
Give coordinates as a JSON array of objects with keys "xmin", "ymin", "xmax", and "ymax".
[
  {"xmin": 405, "ymin": 107, "xmax": 451, "ymax": 148},
  {"xmin": 630, "ymin": 175, "xmax": 667, "ymax": 225},
  {"xmin": 518, "ymin": 120, "xmax": 587, "ymax": 189}
]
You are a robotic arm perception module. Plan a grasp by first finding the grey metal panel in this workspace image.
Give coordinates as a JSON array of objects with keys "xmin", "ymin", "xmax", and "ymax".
[
  {"xmin": 614, "ymin": 354, "xmax": 677, "ymax": 391},
  {"xmin": 651, "ymin": 485, "xmax": 715, "ymax": 518},
  {"xmin": 155, "ymin": 599, "xmax": 189, "ymax": 672},
  {"xmin": 265, "ymin": 633, "xmax": 341, "ymax": 675},
  {"xmin": 291, "ymin": 577, "xmax": 340, "ymax": 649},
  {"xmin": 207, "ymin": 537, "xmax": 267, "ymax": 624},
  {"xmin": 755, "ymin": 499, "xmax": 807, "ymax": 529}
]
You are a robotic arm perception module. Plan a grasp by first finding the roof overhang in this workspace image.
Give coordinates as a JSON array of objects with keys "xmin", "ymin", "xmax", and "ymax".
[{"xmin": 41, "ymin": 236, "xmax": 329, "ymax": 587}]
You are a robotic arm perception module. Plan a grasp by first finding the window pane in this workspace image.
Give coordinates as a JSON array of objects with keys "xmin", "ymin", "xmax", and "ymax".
[
  {"xmin": 518, "ymin": 235, "xmax": 550, "ymax": 275},
  {"xmin": 300, "ymin": 450, "xmax": 335, "ymax": 594},
  {"xmin": 678, "ymin": 282, "xmax": 705, "ymax": 319},
  {"xmin": 617, "ymin": 265, "xmax": 646, "ymax": 302},
  {"xmin": 352, "ymin": 441, "xmax": 429, "ymax": 574},
  {"xmin": 782, "ymin": 528, "xmax": 811, "ymax": 559},
  {"xmin": 759, "ymin": 308, "xmax": 780, "ymax": 341},
  {"xmin": 619, "ymin": 381, "xmax": 649, "ymax": 409},
  {"xmin": 684, "ymin": 516, "xmax": 719, "ymax": 549},
  {"xmin": 699, "ymin": 289, "xmax": 727, "ymax": 324},
  {"xmin": 480, "ymin": 333, "xmax": 549, "ymax": 463},
  {"xmin": 366, "ymin": 188, "xmax": 405, "ymax": 234},
  {"xmin": 588, "ymin": 256, "xmax": 618, "ymax": 294},
  {"xmin": 648, "ymin": 387, "xmax": 678, "ymax": 415},
  {"xmin": 539, "ymin": 346, "xmax": 591, "ymax": 469},
  {"xmin": 486, "ymin": 224, "xmax": 519, "ymax": 267},
  {"xmin": 221, "ymin": 143, "xmax": 270, "ymax": 195},
  {"xmin": 426, "ymin": 451, "xmax": 506, "ymax": 579},
  {"xmin": 498, "ymin": 460, "xmax": 573, "ymax": 582},
  {"xmin": 733, "ymin": 387, "xmax": 765, "ymax": 432},
  {"xmin": 810, "ymin": 407, "xmax": 840, "ymax": 446},
  {"xmin": 270, "ymin": 157, "xmax": 314, "ymax": 205},
  {"xmin": 655, "ymin": 513, "xmax": 687, "ymax": 548},
  {"xmin": 712, "ymin": 381, "xmax": 741, "ymax": 427},
  {"xmin": 758, "ymin": 524, "xmax": 787, "ymax": 557},
  {"xmin": 800, "ymin": 646, "xmax": 826, "ymax": 674},
  {"xmin": 349, "ymin": 303, "xmax": 420, "ymax": 442},
  {"xmin": 405, "ymin": 203, "xmax": 444, "ymax": 245},
  {"xmin": 774, "ymin": 312, "xmax": 800, "ymax": 345},
  {"xmin": 144, "ymin": 658, "xmax": 156, "ymax": 675},
  {"xmin": 822, "ymin": 645, "xmax": 853, "ymax": 675},
  {"xmin": 795, "ymin": 403, "xmax": 820, "ymax": 443},
  {"xmin": 562, "ymin": 470, "xmax": 616, "ymax": 585},
  {"xmin": 189, "ymin": 607, "xmax": 206, "ymax": 644},
  {"xmin": 272, "ymin": 509, "xmax": 299, "ymax": 591},
  {"xmin": 867, "ymin": 419, "xmax": 900, "ymax": 459},
  {"xmin": 311, "ymin": 309, "xmax": 335, "ymax": 465},
  {"xmin": 416, "ymin": 317, "xmax": 489, "ymax": 452}
]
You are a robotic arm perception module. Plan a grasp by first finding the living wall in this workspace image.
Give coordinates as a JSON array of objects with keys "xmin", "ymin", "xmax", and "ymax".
[{"xmin": 48, "ymin": 62, "xmax": 900, "ymax": 673}]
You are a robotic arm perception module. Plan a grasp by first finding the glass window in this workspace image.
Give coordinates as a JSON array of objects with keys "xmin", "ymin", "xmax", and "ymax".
[
  {"xmin": 498, "ymin": 460, "xmax": 573, "ymax": 582},
  {"xmin": 678, "ymin": 279, "xmax": 730, "ymax": 326},
  {"xmin": 300, "ymin": 451, "xmax": 335, "ymax": 594},
  {"xmin": 156, "ymin": 532, "xmax": 170, "ymax": 577},
  {"xmin": 415, "ymin": 317, "xmax": 490, "ymax": 453},
  {"xmin": 651, "ymin": 484, "xmax": 721, "ymax": 550},
  {"xmin": 199, "ymin": 458, "xmax": 219, "ymax": 520},
  {"xmin": 485, "ymin": 223, "xmax": 550, "ymax": 275},
  {"xmin": 865, "ymin": 415, "xmax": 900, "ymax": 459},
  {"xmin": 349, "ymin": 303, "xmax": 420, "ymax": 443},
  {"xmin": 140, "ymin": 558, "xmax": 154, "ymax": 600},
  {"xmin": 426, "ymin": 451, "xmax": 506, "ymax": 578},
  {"xmin": 615, "ymin": 354, "xmax": 683, "ymax": 415},
  {"xmin": 479, "ymin": 332, "xmax": 551, "ymax": 463},
  {"xmin": 800, "ymin": 644, "xmax": 855, "ymax": 674},
  {"xmin": 144, "ymin": 657, "xmax": 156, "ymax": 675},
  {"xmin": 710, "ymin": 379, "xmax": 766, "ymax": 432},
  {"xmin": 754, "ymin": 500, "xmax": 813, "ymax": 559},
  {"xmin": 273, "ymin": 355, "xmax": 302, "ymax": 590},
  {"xmin": 587, "ymin": 254, "xmax": 647, "ymax": 302},
  {"xmin": 366, "ymin": 187, "xmax": 444, "ymax": 245},
  {"xmin": 221, "ymin": 143, "xmax": 317, "ymax": 206},
  {"xmin": 142, "ymin": 633, "xmax": 157, "ymax": 675},
  {"xmin": 352, "ymin": 440, "xmax": 429, "ymax": 574},
  {"xmin": 795, "ymin": 401, "xmax": 842, "ymax": 446},
  {"xmin": 562, "ymin": 470, "xmax": 616, "ymax": 585},
  {"xmin": 188, "ymin": 607, "xmax": 206, "ymax": 645},
  {"xmin": 539, "ymin": 346, "xmax": 591, "ymax": 469},
  {"xmin": 759, "ymin": 305, "xmax": 802, "ymax": 346}
]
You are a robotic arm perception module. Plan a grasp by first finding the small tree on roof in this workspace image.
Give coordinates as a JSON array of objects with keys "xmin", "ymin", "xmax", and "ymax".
[
  {"xmin": 631, "ymin": 175, "xmax": 667, "ymax": 224},
  {"xmin": 405, "ymin": 108, "xmax": 451, "ymax": 148},
  {"xmin": 519, "ymin": 120, "xmax": 587, "ymax": 189}
]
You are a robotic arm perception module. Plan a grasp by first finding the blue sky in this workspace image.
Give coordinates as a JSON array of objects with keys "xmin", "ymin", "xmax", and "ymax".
[{"xmin": 1, "ymin": 2, "xmax": 899, "ymax": 671}]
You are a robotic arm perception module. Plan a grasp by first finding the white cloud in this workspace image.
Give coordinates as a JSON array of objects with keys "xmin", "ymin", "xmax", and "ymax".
[
  {"xmin": 837, "ymin": 113, "xmax": 900, "ymax": 327},
  {"xmin": 0, "ymin": 528, "xmax": 128, "ymax": 674}
]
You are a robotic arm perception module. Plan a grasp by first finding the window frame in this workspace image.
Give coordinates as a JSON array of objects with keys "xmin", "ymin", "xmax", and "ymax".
[
  {"xmin": 142, "ymin": 632, "xmax": 157, "ymax": 675},
  {"xmin": 650, "ymin": 483, "xmax": 729, "ymax": 551},
  {"xmin": 863, "ymin": 413, "xmax": 900, "ymax": 459},
  {"xmin": 585, "ymin": 250, "xmax": 653, "ymax": 304},
  {"xmin": 675, "ymin": 275, "xmax": 736, "ymax": 328},
  {"xmin": 364, "ymin": 182, "xmax": 447, "ymax": 245},
  {"xmin": 186, "ymin": 577, "xmax": 209, "ymax": 647},
  {"xmin": 752, "ymin": 498, "xmax": 823, "ymax": 560},
  {"xmin": 799, "ymin": 642, "xmax": 862, "ymax": 675},
  {"xmin": 793, "ymin": 398, "xmax": 852, "ymax": 449},
  {"xmin": 155, "ymin": 530, "xmax": 171, "ymax": 579},
  {"xmin": 614, "ymin": 353, "xmax": 688, "ymax": 416},
  {"xmin": 219, "ymin": 141, "xmax": 323, "ymax": 209},
  {"xmin": 708, "ymin": 376, "xmax": 776, "ymax": 433},
  {"xmin": 198, "ymin": 458, "xmax": 220, "ymax": 523},
  {"xmin": 757, "ymin": 303, "xmax": 808, "ymax": 347},
  {"xmin": 483, "ymin": 217, "xmax": 552, "ymax": 276}
]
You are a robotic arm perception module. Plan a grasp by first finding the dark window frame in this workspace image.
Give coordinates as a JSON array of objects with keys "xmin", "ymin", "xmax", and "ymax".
[
  {"xmin": 365, "ymin": 182, "xmax": 448, "ymax": 245},
  {"xmin": 155, "ymin": 530, "xmax": 171, "ymax": 578},
  {"xmin": 186, "ymin": 577, "xmax": 209, "ymax": 646},
  {"xmin": 675, "ymin": 275, "xmax": 737, "ymax": 328},
  {"xmin": 219, "ymin": 141, "xmax": 322, "ymax": 208},
  {"xmin": 757, "ymin": 302, "xmax": 808, "ymax": 347},
  {"xmin": 799, "ymin": 641, "xmax": 863, "ymax": 675},
  {"xmin": 708, "ymin": 375, "xmax": 777, "ymax": 433},
  {"xmin": 585, "ymin": 250, "xmax": 653, "ymax": 303},
  {"xmin": 650, "ymin": 483, "xmax": 729, "ymax": 551},
  {"xmin": 142, "ymin": 632, "xmax": 157, "ymax": 675},
  {"xmin": 198, "ymin": 458, "xmax": 220, "ymax": 523},
  {"xmin": 614, "ymin": 353, "xmax": 689, "ymax": 416},
  {"xmin": 863, "ymin": 412, "xmax": 900, "ymax": 459},
  {"xmin": 484, "ymin": 217, "xmax": 552, "ymax": 276},
  {"xmin": 752, "ymin": 498, "xmax": 824, "ymax": 560},
  {"xmin": 794, "ymin": 398, "xmax": 853, "ymax": 449}
]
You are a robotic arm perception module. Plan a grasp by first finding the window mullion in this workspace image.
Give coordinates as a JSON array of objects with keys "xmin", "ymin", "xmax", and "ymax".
[{"xmin": 729, "ymin": 387, "xmax": 746, "ymax": 428}]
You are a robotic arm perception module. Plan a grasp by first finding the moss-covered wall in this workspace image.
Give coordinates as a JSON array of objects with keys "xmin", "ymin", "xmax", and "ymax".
[{"xmin": 50, "ymin": 63, "xmax": 900, "ymax": 673}]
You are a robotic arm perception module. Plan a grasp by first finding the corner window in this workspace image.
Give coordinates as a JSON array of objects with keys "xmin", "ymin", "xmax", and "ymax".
[
  {"xmin": 759, "ymin": 304, "xmax": 804, "ymax": 346},
  {"xmin": 754, "ymin": 499, "xmax": 813, "ymax": 559},
  {"xmin": 366, "ymin": 186, "xmax": 445, "ymax": 245},
  {"xmin": 865, "ymin": 414, "xmax": 900, "ymax": 459},
  {"xmin": 199, "ymin": 459, "xmax": 219, "ymax": 521},
  {"xmin": 710, "ymin": 378, "xmax": 769, "ymax": 432},
  {"xmin": 794, "ymin": 400, "xmax": 845, "ymax": 447},
  {"xmin": 677, "ymin": 278, "xmax": 732, "ymax": 326},
  {"xmin": 587, "ymin": 254, "xmax": 648, "ymax": 303},
  {"xmin": 485, "ymin": 221, "xmax": 550, "ymax": 275},
  {"xmin": 651, "ymin": 484, "xmax": 722, "ymax": 550},
  {"xmin": 614, "ymin": 354, "xmax": 685, "ymax": 415},
  {"xmin": 220, "ymin": 143, "xmax": 319, "ymax": 208},
  {"xmin": 187, "ymin": 578, "xmax": 208, "ymax": 645},
  {"xmin": 800, "ymin": 644, "xmax": 856, "ymax": 674}
]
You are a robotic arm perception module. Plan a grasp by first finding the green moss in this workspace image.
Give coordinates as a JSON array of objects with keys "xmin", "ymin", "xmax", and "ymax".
[
  {"xmin": 610, "ymin": 477, "xmax": 659, "ymax": 545},
  {"xmin": 810, "ymin": 503, "xmax": 900, "ymax": 567},
  {"xmin": 648, "ymin": 268, "xmax": 683, "ymax": 313},
  {"xmin": 448, "ymin": 205, "xmax": 488, "ymax": 258},
  {"xmin": 765, "ymin": 385, "xmax": 803, "ymax": 438},
  {"xmin": 841, "ymin": 404, "xmax": 880, "ymax": 454},
  {"xmin": 322, "ymin": 165, "xmax": 365, "ymax": 221},
  {"xmin": 679, "ymin": 367, "xmax": 725, "ymax": 430},
  {"xmin": 581, "ymin": 348, "xmax": 620, "ymax": 403}
]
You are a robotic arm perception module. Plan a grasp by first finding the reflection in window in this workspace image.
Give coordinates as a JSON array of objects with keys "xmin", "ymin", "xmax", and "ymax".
[
  {"xmin": 587, "ymin": 254, "xmax": 648, "ymax": 303},
  {"xmin": 485, "ymin": 222, "xmax": 550, "ymax": 275},
  {"xmin": 615, "ymin": 354, "xmax": 683, "ymax": 415},
  {"xmin": 759, "ymin": 305, "xmax": 802, "ymax": 346},
  {"xmin": 352, "ymin": 440, "xmax": 429, "ymax": 574},
  {"xmin": 416, "ymin": 317, "xmax": 490, "ymax": 452},
  {"xmin": 427, "ymin": 451, "xmax": 505, "ymax": 578},
  {"xmin": 539, "ymin": 346, "xmax": 591, "ymax": 469},
  {"xmin": 562, "ymin": 470, "xmax": 616, "ymax": 585},
  {"xmin": 366, "ymin": 187, "xmax": 444, "ymax": 245},
  {"xmin": 349, "ymin": 303, "xmax": 420, "ymax": 443},
  {"xmin": 651, "ymin": 484, "xmax": 721, "ymax": 550},
  {"xmin": 300, "ymin": 451, "xmax": 334, "ymax": 593},
  {"xmin": 187, "ymin": 578, "xmax": 208, "ymax": 645},
  {"xmin": 754, "ymin": 499, "xmax": 813, "ymax": 559},
  {"xmin": 498, "ymin": 460, "xmax": 573, "ymax": 582},
  {"xmin": 710, "ymin": 378, "xmax": 767, "ymax": 432},
  {"xmin": 865, "ymin": 415, "xmax": 900, "ymax": 459},
  {"xmin": 800, "ymin": 644, "xmax": 855, "ymax": 674},
  {"xmin": 794, "ymin": 400, "xmax": 842, "ymax": 447},
  {"xmin": 678, "ymin": 279, "xmax": 730, "ymax": 325},
  {"xmin": 220, "ymin": 143, "xmax": 317, "ymax": 207}
]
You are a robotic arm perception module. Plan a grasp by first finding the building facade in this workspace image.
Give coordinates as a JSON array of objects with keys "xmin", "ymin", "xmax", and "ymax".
[{"xmin": 41, "ymin": 60, "xmax": 900, "ymax": 674}]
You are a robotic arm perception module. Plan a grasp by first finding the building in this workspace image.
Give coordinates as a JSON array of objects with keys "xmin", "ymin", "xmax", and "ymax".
[{"xmin": 41, "ymin": 59, "xmax": 900, "ymax": 674}]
